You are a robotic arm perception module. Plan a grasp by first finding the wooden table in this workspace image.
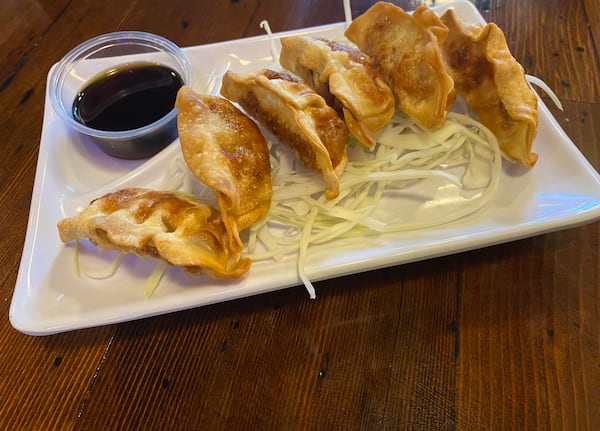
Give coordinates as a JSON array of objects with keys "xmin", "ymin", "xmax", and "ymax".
[{"xmin": 2, "ymin": 0, "xmax": 599, "ymax": 429}]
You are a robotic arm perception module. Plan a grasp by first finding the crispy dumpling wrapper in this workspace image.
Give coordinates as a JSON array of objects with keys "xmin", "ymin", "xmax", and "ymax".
[
  {"xmin": 279, "ymin": 36, "xmax": 395, "ymax": 148},
  {"xmin": 412, "ymin": 4, "xmax": 450, "ymax": 44},
  {"xmin": 441, "ymin": 9, "xmax": 539, "ymax": 167},
  {"xmin": 57, "ymin": 188, "xmax": 250, "ymax": 279},
  {"xmin": 345, "ymin": 2, "xmax": 455, "ymax": 130},
  {"xmin": 175, "ymin": 87, "xmax": 272, "ymax": 251},
  {"xmin": 220, "ymin": 68, "xmax": 348, "ymax": 200}
]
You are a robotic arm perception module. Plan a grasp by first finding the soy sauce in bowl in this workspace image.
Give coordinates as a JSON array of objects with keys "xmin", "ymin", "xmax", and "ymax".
[
  {"xmin": 49, "ymin": 31, "xmax": 193, "ymax": 160},
  {"xmin": 73, "ymin": 62, "xmax": 183, "ymax": 132}
]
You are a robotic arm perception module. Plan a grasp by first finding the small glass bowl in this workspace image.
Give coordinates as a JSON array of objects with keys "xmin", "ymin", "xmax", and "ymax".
[{"xmin": 49, "ymin": 31, "xmax": 193, "ymax": 159}]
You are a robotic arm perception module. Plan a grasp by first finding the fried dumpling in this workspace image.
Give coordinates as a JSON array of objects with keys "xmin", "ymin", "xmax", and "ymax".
[
  {"xmin": 175, "ymin": 87, "xmax": 272, "ymax": 251},
  {"xmin": 345, "ymin": 3, "xmax": 455, "ymax": 130},
  {"xmin": 279, "ymin": 36, "xmax": 395, "ymax": 148},
  {"xmin": 440, "ymin": 9, "xmax": 539, "ymax": 167},
  {"xmin": 220, "ymin": 68, "xmax": 348, "ymax": 200},
  {"xmin": 57, "ymin": 188, "xmax": 250, "ymax": 279},
  {"xmin": 411, "ymin": 4, "xmax": 450, "ymax": 44}
]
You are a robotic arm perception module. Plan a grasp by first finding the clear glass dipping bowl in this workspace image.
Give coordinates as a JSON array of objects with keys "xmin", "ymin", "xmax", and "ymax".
[{"xmin": 48, "ymin": 31, "xmax": 193, "ymax": 159}]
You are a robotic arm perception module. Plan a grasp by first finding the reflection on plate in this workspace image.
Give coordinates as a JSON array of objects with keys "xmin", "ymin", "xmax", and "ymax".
[{"xmin": 10, "ymin": 0, "xmax": 600, "ymax": 335}]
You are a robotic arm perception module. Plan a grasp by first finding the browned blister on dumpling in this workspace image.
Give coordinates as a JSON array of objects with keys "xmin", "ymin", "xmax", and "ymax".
[
  {"xmin": 345, "ymin": 3, "xmax": 455, "ymax": 130},
  {"xmin": 441, "ymin": 9, "xmax": 539, "ymax": 167},
  {"xmin": 57, "ymin": 188, "xmax": 250, "ymax": 279},
  {"xmin": 176, "ymin": 87, "xmax": 272, "ymax": 252},
  {"xmin": 221, "ymin": 68, "xmax": 348, "ymax": 200},
  {"xmin": 279, "ymin": 36, "xmax": 395, "ymax": 148}
]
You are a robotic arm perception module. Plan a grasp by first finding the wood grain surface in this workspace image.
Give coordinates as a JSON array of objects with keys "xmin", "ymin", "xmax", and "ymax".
[{"xmin": 1, "ymin": 0, "xmax": 599, "ymax": 429}]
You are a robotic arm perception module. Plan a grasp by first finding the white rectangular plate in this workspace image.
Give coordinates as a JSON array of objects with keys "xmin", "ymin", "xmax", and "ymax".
[{"xmin": 10, "ymin": 0, "xmax": 600, "ymax": 335}]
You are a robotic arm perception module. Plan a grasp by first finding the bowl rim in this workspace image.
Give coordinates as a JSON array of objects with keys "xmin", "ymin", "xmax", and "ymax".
[{"xmin": 48, "ymin": 30, "xmax": 193, "ymax": 140}]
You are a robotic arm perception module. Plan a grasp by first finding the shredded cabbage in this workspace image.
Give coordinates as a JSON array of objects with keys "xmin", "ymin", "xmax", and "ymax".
[
  {"xmin": 298, "ymin": 207, "xmax": 319, "ymax": 299},
  {"xmin": 85, "ymin": 253, "xmax": 125, "ymax": 279},
  {"xmin": 243, "ymin": 112, "xmax": 501, "ymax": 297},
  {"xmin": 74, "ymin": 239, "xmax": 81, "ymax": 278},
  {"xmin": 343, "ymin": 0, "xmax": 352, "ymax": 27},
  {"xmin": 526, "ymin": 74, "xmax": 564, "ymax": 111},
  {"xmin": 143, "ymin": 260, "xmax": 168, "ymax": 299},
  {"xmin": 260, "ymin": 20, "xmax": 278, "ymax": 62}
]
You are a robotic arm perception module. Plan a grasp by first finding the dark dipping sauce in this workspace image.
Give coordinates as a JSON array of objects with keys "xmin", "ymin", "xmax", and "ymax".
[{"xmin": 72, "ymin": 62, "xmax": 183, "ymax": 131}]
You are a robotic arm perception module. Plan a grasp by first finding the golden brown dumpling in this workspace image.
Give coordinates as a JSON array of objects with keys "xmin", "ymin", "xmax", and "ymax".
[
  {"xmin": 440, "ymin": 9, "xmax": 539, "ymax": 167},
  {"xmin": 175, "ymin": 87, "xmax": 272, "ymax": 251},
  {"xmin": 412, "ymin": 4, "xmax": 450, "ymax": 44},
  {"xmin": 57, "ymin": 188, "xmax": 250, "ymax": 279},
  {"xmin": 345, "ymin": 3, "xmax": 455, "ymax": 130},
  {"xmin": 220, "ymin": 68, "xmax": 348, "ymax": 200},
  {"xmin": 279, "ymin": 36, "xmax": 395, "ymax": 148}
]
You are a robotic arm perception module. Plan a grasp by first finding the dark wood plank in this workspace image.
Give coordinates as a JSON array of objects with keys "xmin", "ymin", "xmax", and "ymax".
[
  {"xmin": 69, "ymin": 259, "xmax": 462, "ymax": 429},
  {"xmin": 0, "ymin": 0, "xmax": 69, "ymax": 89},
  {"xmin": 485, "ymin": 0, "xmax": 600, "ymax": 103},
  {"xmin": 455, "ymin": 99, "xmax": 600, "ymax": 429},
  {"xmin": 0, "ymin": 327, "xmax": 117, "ymax": 429},
  {"xmin": 584, "ymin": 0, "xmax": 600, "ymax": 60},
  {"xmin": 457, "ymin": 223, "xmax": 600, "ymax": 429}
]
